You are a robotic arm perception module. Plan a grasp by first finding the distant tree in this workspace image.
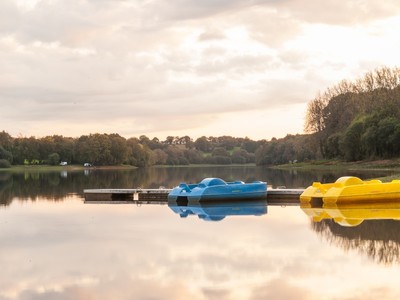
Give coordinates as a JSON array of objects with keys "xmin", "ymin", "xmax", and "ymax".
[
  {"xmin": 74, "ymin": 135, "xmax": 91, "ymax": 164},
  {"xmin": 55, "ymin": 136, "xmax": 74, "ymax": 163},
  {"xmin": 0, "ymin": 159, "xmax": 11, "ymax": 168},
  {"xmin": 165, "ymin": 136, "xmax": 175, "ymax": 145},
  {"xmin": 218, "ymin": 136, "xmax": 237, "ymax": 150},
  {"xmin": 0, "ymin": 131, "xmax": 13, "ymax": 150},
  {"xmin": 164, "ymin": 146, "xmax": 188, "ymax": 165},
  {"xmin": 12, "ymin": 137, "xmax": 40, "ymax": 165},
  {"xmin": 185, "ymin": 148, "xmax": 203, "ymax": 164},
  {"xmin": 194, "ymin": 136, "xmax": 211, "ymax": 152},
  {"xmin": 47, "ymin": 152, "xmax": 60, "ymax": 165},
  {"xmin": 342, "ymin": 117, "xmax": 365, "ymax": 161},
  {"xmin": 375, "ymin": 117, "xmax": 399, "ymax": 157},
  {"xmin": 255, "ymin": 140, "xmax": 277, "ymax": 165},
  {"xmin": 241, "ymin": 138, "xmax": 259, "ymax": 153},
  {"xmin": 148, "ymin": 137, "xmax": 163, "ymax": 150},
  {"xmin": 212, "ymin": 147, "xmax": 229, "ymax": 157},
  {"xmin": 325, "ymin": 133, "xmax": 343, "ymax": 159},
  {"xmin": 126, "ymin": 138, "xmax": 151, "ymax": 167},
  {"xmin": 0, "ymin": 146, "xmax": 13, "ymax": 164},
  {"xmin": 231, "ymin": 149, "xmax": 247, "ymax": 164},
  {"xmin": 139, "ymin": 135, "xmax": 151, "ymax": 147},
  {"xmin": 152, "ymin": 149, "xmax": 168, "ymax": 165},
  {"xmin": 305, "ymin": 95, "xmax": 327, "ymax": 134},
  {"xmin": 109, "ymin": 134, "xmax": 128, "ymax": 164}
]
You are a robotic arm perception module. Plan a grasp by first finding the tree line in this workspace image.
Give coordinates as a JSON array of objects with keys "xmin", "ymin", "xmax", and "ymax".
[
  {"xmin": 0, "ymin": 129, "xmax": 323, "ymax": 168},
  {"xmin": 305, "ymin": 66, "xmax": 400, "ymax": 161},
  {"xmin": 0, "ymin": 132, "xmax": 271, "ymax": 167}
]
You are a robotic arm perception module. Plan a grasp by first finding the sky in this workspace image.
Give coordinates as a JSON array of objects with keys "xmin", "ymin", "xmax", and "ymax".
[{"xmin": 2, "ymin": 0, "xmax": 400, "ymax": 141}]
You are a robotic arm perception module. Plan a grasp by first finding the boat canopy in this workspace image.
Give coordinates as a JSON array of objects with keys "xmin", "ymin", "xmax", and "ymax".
[{"xmin": 199, "ymin": 178, "xmax": 227, "ymax": 187}]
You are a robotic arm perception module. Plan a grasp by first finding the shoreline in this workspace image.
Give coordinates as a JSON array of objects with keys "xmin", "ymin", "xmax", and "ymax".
[
  {"xmin": 274, "ymin": 159, "xmax": 400, "ymax": 171},
  {"xmin": 2, "ymin": 160, "xmax": 400, "ymax": 176},
  {"xmin": 0, "ymin": 164, "xmax": 138, "ymax": 172},
  {"xmin": 274, "ymin": 159, "xmax": 400, "ymax": 182}
]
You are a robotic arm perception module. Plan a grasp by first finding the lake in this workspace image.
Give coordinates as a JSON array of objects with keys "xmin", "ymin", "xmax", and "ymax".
[{"xmin": 1, "ymin": 166, "xmax": 400, "ymax": 299}]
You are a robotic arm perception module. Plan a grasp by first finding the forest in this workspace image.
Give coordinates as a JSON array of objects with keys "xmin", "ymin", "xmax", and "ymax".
[
  {"xmin": 1, "ymin": 66, "xmax": 400, "ymax": 168},
  {"xmin": 0, "ymin": 132, "xmax": 266, "ymax": 167}
]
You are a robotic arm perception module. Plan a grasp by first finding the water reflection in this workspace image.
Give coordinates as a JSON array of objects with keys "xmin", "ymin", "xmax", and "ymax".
[
  {"xmin": 302, "ymin": 201, "xmax": 400, "ymax": 265},
  {"xmin": 301, "ymin": 201, "xmax": 400, "ymax": 226},
  {"xmin": 168, "ymin": 200, "xmax": 268, "ymax": 221},
  {"xmin": 0, "ymin": 166, "xmax": 392, "ymax": 206},
  {"xmin": 3, "ymin": 173, "xmax": 400, "ymax": 299}
]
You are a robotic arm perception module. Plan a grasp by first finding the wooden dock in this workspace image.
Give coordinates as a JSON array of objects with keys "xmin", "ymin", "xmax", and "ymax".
[
  {"xmin": 83, "ymin": 188, "xmax": 171, "ymax": 202},
  {"xmin": 267, "ymin": 189, "xmax": 304, "ymax": 206},
  {"xmin": 83, "ymin": 188, "xmax": 304, "ymax": 203}
]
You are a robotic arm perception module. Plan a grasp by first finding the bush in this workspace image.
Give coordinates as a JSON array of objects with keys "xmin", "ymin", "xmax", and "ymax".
[
  {"xmin": 0, "ymin": 146, "xmax": 13, "ymax": 164},
  {"xmin": 48, "ymin": 153, "xmax": 60, "ymax": 165},
  {"xmin": 0, "ymin": 159, "xmax": 11, "ymax": 168}
]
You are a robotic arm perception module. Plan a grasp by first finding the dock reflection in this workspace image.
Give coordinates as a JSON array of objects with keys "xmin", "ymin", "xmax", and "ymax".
[{"xmin": 168, "ymin": 200, "xmax": 268, "ymax": 221}]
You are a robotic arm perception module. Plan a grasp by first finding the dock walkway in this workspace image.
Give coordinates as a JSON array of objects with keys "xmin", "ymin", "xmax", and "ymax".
[{"xmin": 83, "ymin": 188, "xmax": 304, "ymax": 203}]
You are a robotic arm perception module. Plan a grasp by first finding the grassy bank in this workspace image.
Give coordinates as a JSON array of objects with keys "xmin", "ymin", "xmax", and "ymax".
[
  {"xmin": 275, "ymin": 159, "xmax": 400, "ymax": 182},
  {"xmin": 0, "ymin": 164, "xmax": 138, "ymax": 172},
  {"xmin": 275, "ymin": 159, "xmax": 400, "ymax": 171},
  {"xmin": 0, "ymin": 163, "xmax": 257, "ymax": 172}
]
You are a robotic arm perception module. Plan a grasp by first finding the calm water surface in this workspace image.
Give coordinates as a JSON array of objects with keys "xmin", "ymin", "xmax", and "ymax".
[{"xmin": 1, "ymin": 166, "xmax": 400, "ymax": 299}]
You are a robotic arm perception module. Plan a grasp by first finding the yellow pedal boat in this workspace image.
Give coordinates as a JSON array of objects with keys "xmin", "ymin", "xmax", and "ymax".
[{"xmin": 300, "ymin": 176, "xmax": 400, "ymax": 204}]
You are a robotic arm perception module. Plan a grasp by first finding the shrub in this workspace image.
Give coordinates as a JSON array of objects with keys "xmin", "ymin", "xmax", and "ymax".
[
  {"xmin": 48, "ymin": 153, "xmax": 60, "ymax": 165},
  {"xmin": 0, "ymin": 159, "xmax": 11, "ymax": 168}
]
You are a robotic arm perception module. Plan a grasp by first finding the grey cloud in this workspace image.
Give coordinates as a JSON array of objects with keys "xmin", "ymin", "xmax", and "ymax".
[
  {"xmin": 144, "ymin": 0, "xmax": 265, "ymax": 21},
  {"xmin": 194, "ymin": 53, "xmax": 278, "ymax": 76},
  {"xmin": 198, "ymin": 28, "xmax": 226, "ymax": 41},
  {"xmin": 7, "ymin": 0, "xmax": 399, "ymax": 48},
  {"xmin": 273, "ymin": 0, "xmax": 400, "ymax": 25},
  {"xmin": 241, "ymin": 6, "xmax": 303, "ymax": 47},
  {"xmin": 0, "ymin": 0, "xmax": 20, "ymax": 34}
]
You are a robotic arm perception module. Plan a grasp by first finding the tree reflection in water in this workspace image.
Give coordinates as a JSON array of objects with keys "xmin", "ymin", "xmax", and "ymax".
[{"xmin": 312, "ymin": 219, "xmax": 400, "ymax": 265}]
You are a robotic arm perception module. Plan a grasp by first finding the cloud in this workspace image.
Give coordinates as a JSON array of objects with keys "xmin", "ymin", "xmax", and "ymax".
[
  {"xmin": 198, "ymin": 28, "xmax": 226, "ymax": 41},
  {"xmin": 250, "ymin": 278, "xmax": 314, "ymax": 300},
  {"xmin": 13, "ymin": 277, "xmax": 202, "ymax": 300},
  {"xmin": 1, "ymin": 0, "xmax": 400, "ymax": 139},
  {"xmin": 0, "ymin": 0, "xmax": 20, "ymax": 34},
  {"xmin": 274, "ymin": 0, "xmax": 400, "ymax": 25}
]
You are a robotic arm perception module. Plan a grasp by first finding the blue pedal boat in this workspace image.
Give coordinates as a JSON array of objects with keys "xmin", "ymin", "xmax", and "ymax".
[{"xmin": 168, "ymin": 177, "xmax": 267, "ymax": 202}]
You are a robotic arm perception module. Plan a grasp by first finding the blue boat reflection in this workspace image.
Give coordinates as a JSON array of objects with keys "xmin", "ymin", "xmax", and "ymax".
[{"xmin": 169, "ymin": 200, "xmax": 268, "ymax": 222}]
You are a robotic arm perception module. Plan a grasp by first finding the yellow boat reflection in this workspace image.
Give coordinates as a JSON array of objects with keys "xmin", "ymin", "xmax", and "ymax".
[
  {"xmin": 301, "ymin": 201, "xmax": 400, "ymax": 227},
  {"xmin": 300, "ymin": 176, "xmax": 400, "ymax": 204}
]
